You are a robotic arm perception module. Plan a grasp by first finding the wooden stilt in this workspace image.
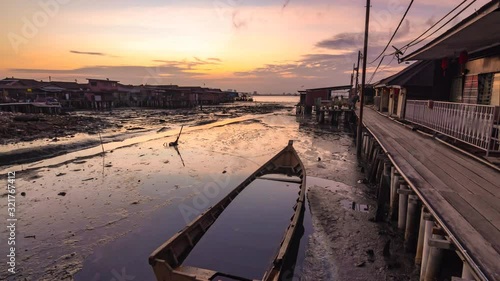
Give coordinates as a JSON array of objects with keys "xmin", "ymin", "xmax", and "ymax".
[
  {"xmin": 420, "ymin": 214, "xmax": 434, "ymax": 281},
  {"xmin": 375, "ymin": 154, "xmax": 386, "ymax": 183},
  {"xmin": 390, "ymin": 167, "xmax": 395, "ymax": 209},
  {"xmin": 363, "ymin": 133, "xmax": 370, "ymax": 156},
  {"xmin": 405, "ymin": 194, "xmax": 420, "ymax": 252},
  {"xmin": 367, "ymin": 136, "xmax": 373, "ymax": 159},
  {"xmin": 390, "ymin": 170, "xmax": 401, "ymax": 221},
  {"xmin": 415, "ymin": 206, "xmax": 428, "ymax": 265},
  {"xmin": 368, "ymin": 148, "xmax": 381, "ymax": 183},
  {"xmin": 424, "ymin": 234, "xmax": 445, "ymax": 281},
  {"xmin": 319, "ymin": 111, "xmax": 325, "ymax": 123},
  {"xmin": 375, "ymin": 160, "xmax": 392, "ymax": 221},
  {"xmin": 397, "ymin": 184, "xmax": 410, "ymax": 230},
  {"xmin": 362, "ymin": 133, "xmax": 368, "ymax": 155}
]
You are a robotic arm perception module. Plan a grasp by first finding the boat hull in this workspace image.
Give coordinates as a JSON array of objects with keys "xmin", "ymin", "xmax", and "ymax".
[{"xmin": 149, "ymin": 140, "xmax": 306, "ymax": 281}]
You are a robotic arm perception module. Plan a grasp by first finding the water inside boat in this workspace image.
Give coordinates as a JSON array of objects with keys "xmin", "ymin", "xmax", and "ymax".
[{"xmin": 183, "ymin": 177, "xmax": 301, "ymax": 280}]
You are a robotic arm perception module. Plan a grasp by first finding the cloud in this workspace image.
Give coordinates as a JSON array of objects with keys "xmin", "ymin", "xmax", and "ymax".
[
  {"xmin": 70, "ymin": 50, "xmax": 107, "ymax": 56},
  {"xmin": 315, "ymin": 32, "xmax": 363, "ymax": 50},
  {"xmin": 234, "ymin": 52, "xmax": 353, "ymax": 79},
  {"xmin": 232, "ymin": 10, "xmax": 248, "ymax": 29},
  {"xmin": 152, "ymin": 57, "xmax": 221, "ymax": 71}
]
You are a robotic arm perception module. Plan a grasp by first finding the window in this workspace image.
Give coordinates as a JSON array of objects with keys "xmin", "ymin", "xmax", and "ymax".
[
  {"xmin": 463, "ymin": 75, "xmax": 478, "ymax": 104},
  {"xmin": 478, "ymin": 73, "xmax": 493, "ymax": 105}
]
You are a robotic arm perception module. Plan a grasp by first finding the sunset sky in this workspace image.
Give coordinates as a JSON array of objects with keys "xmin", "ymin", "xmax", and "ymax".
[{"xmin": 0, "ymin": 0, "xmax": 490, "ymax": 93}]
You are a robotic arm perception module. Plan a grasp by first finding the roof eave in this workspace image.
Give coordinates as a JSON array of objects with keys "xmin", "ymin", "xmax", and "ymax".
[{"xmin": 403, "ymin": 0, "xmax": 500, "ymax": 61}]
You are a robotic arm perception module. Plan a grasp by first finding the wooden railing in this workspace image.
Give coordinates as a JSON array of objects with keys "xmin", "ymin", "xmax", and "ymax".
[{"xmin": 405, "ymin": 100, "xmax": 500, "ymax": 155}]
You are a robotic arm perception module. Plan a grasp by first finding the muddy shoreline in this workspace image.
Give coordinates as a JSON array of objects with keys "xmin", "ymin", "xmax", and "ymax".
[
  {"xmin": 0, "ymin": 105, "xmax": 418, "ymax": 281},
  {"xmin": 1, "ymin": 103, "xmax": 289, "ymax": 167}
]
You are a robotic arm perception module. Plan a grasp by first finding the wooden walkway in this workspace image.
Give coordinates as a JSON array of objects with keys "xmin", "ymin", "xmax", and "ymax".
[{"xmin": 361, "ymin": 107, "xmax": 500, "ymax": 280}]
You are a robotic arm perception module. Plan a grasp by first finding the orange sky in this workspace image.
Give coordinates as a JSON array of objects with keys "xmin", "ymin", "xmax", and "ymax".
[{"xmin": 0, "ymin": 0, "xmax": 490, "ymax": 93}]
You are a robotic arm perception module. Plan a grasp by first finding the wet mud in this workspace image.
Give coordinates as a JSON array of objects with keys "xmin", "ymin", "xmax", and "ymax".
[{"xmin": 0, "ymin": 103, "xmax": 417, "ymax": 281}]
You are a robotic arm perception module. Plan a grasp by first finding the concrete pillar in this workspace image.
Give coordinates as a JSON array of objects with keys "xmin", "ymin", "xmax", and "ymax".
[
  {"xmin": 405, "ymin": 194, "xmax": 420, "ymax": 252},
  {"xmin": 461, "ymin": 263, "xmax": 475, "ymax": 280},
  {"xmin": 424, "ymin": 234, "xmax": 445, "ymax": 281},
  {"xmin": 398, "ymin": 184, "xmax": 409, "ymax": 230},
  {"xmin": 415, "ymin": 206, "xmax": 428, "ymax": 265},
  {"xmin": 420, "ymin": 214, "xmax": 434, "ymax": 281},
  {"xmin": 390, "ymin": 171, "xmax": 401, "ymax": 220}
]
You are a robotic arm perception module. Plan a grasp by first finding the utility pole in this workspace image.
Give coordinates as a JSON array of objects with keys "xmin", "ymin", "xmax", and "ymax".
[
  {"xmin": 356, "ymin": 0, "xmax": 370, "ymax": 157},
  {"xmin": 350, "ymin": 64, "xmax": 355, "ymax": 88},
  {"xmin": 354, "ymin": 50, "xmax": 361, "ymax": 97}
]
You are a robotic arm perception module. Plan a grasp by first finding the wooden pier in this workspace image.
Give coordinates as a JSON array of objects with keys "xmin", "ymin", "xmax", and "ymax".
[
  {"xmin": 358, "ymin": 107, "xmax": 500, "ymax": 281},
  {"xmin": 0, "ymin": 102, "xmax": 62, "ymax": 114}
]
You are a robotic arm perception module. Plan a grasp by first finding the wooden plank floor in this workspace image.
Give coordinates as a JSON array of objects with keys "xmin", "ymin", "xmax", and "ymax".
[{"xmin": 360, "ymin": 107, "xmax": 500, "ymax": 281}]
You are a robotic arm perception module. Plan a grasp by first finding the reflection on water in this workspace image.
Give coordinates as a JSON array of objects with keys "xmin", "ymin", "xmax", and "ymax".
[
  {"xmin": 340, "ymin": 199, "xmax": 370, "ymax": 213},
  {"xmin": 184, "ymin": 179, "xmax": 300, "ymax": 279}
]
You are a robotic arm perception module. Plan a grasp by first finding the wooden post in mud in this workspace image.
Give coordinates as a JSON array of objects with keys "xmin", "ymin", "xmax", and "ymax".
[
  {"xmin": 375, "ymin": 160, "xmax": 391, "ymax": 221},
  {"xmin": 366, "ymin": 135, "xmax": 373, "ymax": 159},
  {"xmin": 319, "ymin": 110, "xmax": 325, "ymax": 124},
  {"xmin": 390, "ymin": 168, "xmax": 401, "ymax": 220},
  {"xmin": 397, "ymin": 183, "xmax": 410, "ymax": 230},
  {"xmin": 420, "ymin": 214, "xmax": 434, "ymax": 280},
  {"xmin": 362, "ymin": 133, "xmax": 369, "ymax": 156},
  {"xmin": 362, "ymin": 133, "xmax": 367, "ymax": 155},
  {"xmin": 415, "ymin": 206, "xmax": 428, "ymax": 265},
  {"xmin": 375, "ymin": 155, "xmax": 387, "ymax": 184},
  {"xmin": 368, "ymin": 137, "xmax": 376, "ymax": 158},
  {"xmin": 405, "ymin": 194, "xmax": 420, "ymax": 252},
  {"xmin": 368, "ymin": 147, "xmax": 381, "ymax": 183},
  {"xmin": 424, "ymin": 233, "xmax": 447, "ymax": 281}
]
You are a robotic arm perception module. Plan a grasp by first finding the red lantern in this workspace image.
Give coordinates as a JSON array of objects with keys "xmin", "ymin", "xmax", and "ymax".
[
  {"xmin": 459, "ymin": 50, "xmax": 468, "ymax": 74},
  {"xmin": 441, "ymin": 58, "xmax": 449, "ymax": 76}
]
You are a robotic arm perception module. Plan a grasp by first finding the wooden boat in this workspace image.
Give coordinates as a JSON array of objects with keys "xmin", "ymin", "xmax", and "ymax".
[{"xmin": 149, "ymin": 140, "xmax": 306, "ymax": 281}]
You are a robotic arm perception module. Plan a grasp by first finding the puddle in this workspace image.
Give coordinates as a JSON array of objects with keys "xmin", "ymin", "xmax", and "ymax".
[{"xmin": 340, "ymin": 199, "xmax": 370, "ymax": 213}]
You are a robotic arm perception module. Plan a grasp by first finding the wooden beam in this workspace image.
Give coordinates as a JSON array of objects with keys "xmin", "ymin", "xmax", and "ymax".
[{"xmin": 429, "ymin": 238, "xmax": 455, "ymax": 250}]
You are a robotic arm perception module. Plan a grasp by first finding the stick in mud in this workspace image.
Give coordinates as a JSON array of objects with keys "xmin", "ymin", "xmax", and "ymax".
[{"xmin": 169, "ymin": 125, "xmax": 184, "ymax": 147}]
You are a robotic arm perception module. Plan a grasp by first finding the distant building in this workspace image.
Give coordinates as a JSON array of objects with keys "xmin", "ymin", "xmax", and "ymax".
[
  {"xmin": 86, "ymin": 78, "xmax": 119, "ymax": 110},
  {"xmin": 301, "ymin": 85, "xmax": 351, "ymax": 114}
]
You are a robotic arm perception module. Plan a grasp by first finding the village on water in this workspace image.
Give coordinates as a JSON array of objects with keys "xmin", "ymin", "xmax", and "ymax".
[{"xmin": 0, "ymin": 0, "xmax": 499, "ymax": 281}]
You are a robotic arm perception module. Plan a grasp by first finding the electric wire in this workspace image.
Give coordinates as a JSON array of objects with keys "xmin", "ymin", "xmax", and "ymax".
[{"xmin": 369, "ymin": 0, "xmax": 414, "ymax": 64}]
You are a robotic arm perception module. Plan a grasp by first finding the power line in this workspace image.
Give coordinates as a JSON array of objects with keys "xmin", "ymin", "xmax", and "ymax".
[
  {"xmin": 368, "ymin": 53, "xmax": 398, "ymax": 84},
  {"xmin": 370, "ymin": 0, "xmax": 477, "ymax": 83},
  {"xmin": 369, "ymin": 0, "xmax": 414, "ymax": 64},
  {"xmin": 397, "ymin": 0, "xmax": 476, "ymax": 56},
  {"xmin": 400, "ymin": 0, "xmax": 468, "ymax": 50},
  {"xmin": 405, "ymin": 0, "xmax": 476, "ymax": 49},
  {"xmin": 368, "ymin": 56, "xmax": 385, "ymax": 83}
]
